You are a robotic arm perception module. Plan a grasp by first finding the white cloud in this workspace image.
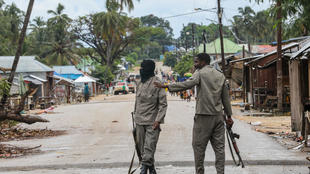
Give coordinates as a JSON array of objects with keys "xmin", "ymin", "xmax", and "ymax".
[{"xmin": 4, "ymin": 0, "xmax": 272, "ymax": 38}]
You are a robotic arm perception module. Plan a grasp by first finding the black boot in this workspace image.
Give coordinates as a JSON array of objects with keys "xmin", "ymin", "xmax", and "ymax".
[
  {"xmin": 149, "ymin": 165, "xmax": 157, "ymax": 174},
  {"xmin": 140, "ymin": 164, "xmax": 148, "ymax": 174}
]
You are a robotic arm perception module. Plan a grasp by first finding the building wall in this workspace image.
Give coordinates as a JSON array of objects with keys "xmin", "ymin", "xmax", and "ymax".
[
  {"xmin": 1, "ymin": 72, "xmax": 52, "ymax": 96},
  {"xmin": 252, "ymin": 58, "xmax": 290, "ymax": 95}
]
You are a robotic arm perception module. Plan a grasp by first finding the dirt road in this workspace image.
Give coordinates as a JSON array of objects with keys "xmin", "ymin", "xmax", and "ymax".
[{"xmin": 0, "ymin": 94, "xmax": 308, "ymax": 173}]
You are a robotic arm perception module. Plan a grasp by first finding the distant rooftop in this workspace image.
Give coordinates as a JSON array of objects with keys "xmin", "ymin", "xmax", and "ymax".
[
  {"xmin": 0, "ymin": 56, "xmax": 53, "ymax": 73},
  {"xmin": 53, "ymin": 66, "xmax": 83, "ymax": 75},
  {"xmin": 198, "ymin": 38, "xmax": 243, "ymax": 54}
]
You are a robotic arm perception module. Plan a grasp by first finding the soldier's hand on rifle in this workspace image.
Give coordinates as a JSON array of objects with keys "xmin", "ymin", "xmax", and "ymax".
[
  {"xmin": 226, "ymin": 116, "xmax": 234, "ymax": 129},
  {"xmin": 152, "ymin": 121, "xmax": 160, "ymax": 130}
]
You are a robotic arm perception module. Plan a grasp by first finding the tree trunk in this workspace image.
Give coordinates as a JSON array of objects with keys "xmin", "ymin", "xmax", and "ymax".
[
  {"xmin": 276, "ymin": 0, "xmax": 283, "ymax": 112},
  {"xmin": 1, "ymin": 0, "xmax": 35, "ymax": 106},
  {"xmin": 0, "ymin": 0, "xmax": 47, "ymax": 125}
]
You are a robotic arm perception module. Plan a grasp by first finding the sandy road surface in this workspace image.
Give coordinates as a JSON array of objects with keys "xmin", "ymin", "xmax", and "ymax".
[{"xmin": 0, "ymin": 94, "xmax": 308, "ymax": 173}]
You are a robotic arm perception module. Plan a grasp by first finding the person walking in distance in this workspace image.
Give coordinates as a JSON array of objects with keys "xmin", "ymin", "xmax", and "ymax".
[
  {"xmin": 84, "ymin": 83, "xmax": 89, "ymax": 102},
  {"xmin": 134, "ymin": 59, "xmax": 168, "ymax": 174},
  {"xmin": 154, "ymin": 53, "xmax": 233, "ymax": 174}
]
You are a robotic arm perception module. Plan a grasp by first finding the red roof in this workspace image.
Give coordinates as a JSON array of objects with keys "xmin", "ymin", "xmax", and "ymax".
[{"xmin": 252, "ymin": 45, "xmax": 277, "ymax": 54}]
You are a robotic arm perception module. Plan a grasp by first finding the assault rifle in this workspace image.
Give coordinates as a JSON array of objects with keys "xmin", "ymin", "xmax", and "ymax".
[
  {"xmin": 128, "ymin": 112, "xmax": 142, "ymax": 174},
  {"xmin": 224, "ymin": 115, "xmax": 245, "ymax": 168}
]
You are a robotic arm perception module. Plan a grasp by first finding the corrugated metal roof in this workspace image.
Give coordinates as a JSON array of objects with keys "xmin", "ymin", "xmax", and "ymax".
[
  {"xmin": 74, "ymin": 75, "xmax": 96, "ymax": 83},
  {"xmin": 0, "ymin": 56, "xmax": 53, "ymax": 73},
  {"xmin": 53, "ymin": 66, "xmax": 83, "ymax": 75},
  {"xmin": 53, "ymin": 74, "xmax": 74, "ymax": 85},
  {"xmin": 230, "ymin": 55, "xmax": 262, "ymax": 63},
  {"xmin": 245, "ymin": 43, "xmax": 299, "ymax": 65},
  {"xmin": 291, "ymin": 41, "xmax": 310, "ymax": 60}
]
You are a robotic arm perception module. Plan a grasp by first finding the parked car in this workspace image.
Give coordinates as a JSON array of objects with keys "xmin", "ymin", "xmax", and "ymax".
[
  {"xmin": 113, "ymin": 82, "xmax": 129, "ymax": 95},
  {"xmin": 127, "ymin": 82, "xmax": 136, "ymax": 93},
  {"xmin": 135, "ymin": 74, "xmax": 141, "ymax": 80}
]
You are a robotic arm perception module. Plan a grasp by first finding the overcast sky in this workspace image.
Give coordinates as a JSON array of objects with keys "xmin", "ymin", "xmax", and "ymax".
[{"xmin": 4, "ymin": 0, "xmax": 272, "ymax": 38}]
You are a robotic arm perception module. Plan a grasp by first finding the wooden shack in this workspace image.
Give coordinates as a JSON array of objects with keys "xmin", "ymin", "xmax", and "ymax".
[
  {"xmin": 289, "ymin": 40, "xmax": 310, "ymax": 147},
  {"xmin": 244, "ymin": 43, "xmax": 299, "ymax": 110}
]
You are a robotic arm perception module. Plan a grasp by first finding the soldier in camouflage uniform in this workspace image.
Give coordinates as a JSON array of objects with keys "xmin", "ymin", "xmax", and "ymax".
[
  {"xmin": 134, "ymin": 59, "xmax": 167, "ymax": 174},
  {"xmin": 155, "ymin": 53, "xmax": 233, "ymax": 174}
]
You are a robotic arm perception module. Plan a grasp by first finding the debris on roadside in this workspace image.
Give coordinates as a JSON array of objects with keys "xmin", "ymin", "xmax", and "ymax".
[
  {"xmin": 231, "ymin": 102, "xmax": 245, "ymax": 107},
  {"xmin": 0, "ymin": 127, "xmax": 65, "ymax": 142},
  {"xmin": 234, "ymin": 115, "xmax": 304, "ymax": 149},
  {"xmin": 0, "ymin": 121, "xmax": 65, "ymax": 159},
  {"xmin": 250, "ymin": 121, "xmax": 262, "ymax": 126},
  {"xmin": 291, "ymin": 142, "xmax": 304, "ymax": 150},
  {"xmin": 244, "ymin": 112, "xmax": 273, "ymax": 117},
  {"xmin": 0, "ymin": 120, "xmax": 65, "ymax": 142},
  {"xmin": 0, "ymin": 144, "xmax": 41, "ymax": 158},
  {"xmin": 34, "ymin": 106, "xmax": 55, "ymax": 115}
]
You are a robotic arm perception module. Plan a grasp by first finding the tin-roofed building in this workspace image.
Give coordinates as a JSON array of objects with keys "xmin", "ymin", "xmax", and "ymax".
[
  {"xmin": 53, "ymin": 66, "xmax": 83, "ymax": 80},
  {"xmin": 0, "ymin": 56, "xmax": 54, "ymax": 98}
]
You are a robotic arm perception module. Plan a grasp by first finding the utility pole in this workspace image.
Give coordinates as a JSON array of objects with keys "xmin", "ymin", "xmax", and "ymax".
[
  {"xmin": 192, "ymin": 23, "xmax": 196, "ymax": 58},
  {"xmin": 176, "ymin": 38, "xmax": 180, "ymax": 61},
  {"xmin": 276, "ymin": 0, "xmax": 283, "ymax": 111},
  {"xmin": 217, "ymin": 0, "xmax": 225, "ymax": 76},
  {"xmin": 202, "ymin": 29, "xmax": 207, "ymax": 53}
]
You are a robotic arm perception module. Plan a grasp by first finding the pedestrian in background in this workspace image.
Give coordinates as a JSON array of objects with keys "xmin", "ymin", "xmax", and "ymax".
[
  {"xmin": 84, "ymin": 83, "xmax": 89, "ymax": 102},
  {"xmin": 154, "ymin": 53, "xmax": 233, "ymax": 174},
  {"xmin": 134, "ymin": 59, "xmax": 168, "ymax": 174}
]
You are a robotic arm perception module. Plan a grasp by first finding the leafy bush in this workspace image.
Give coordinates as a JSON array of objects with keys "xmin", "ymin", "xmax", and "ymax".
[
  {"xmin": 163, "ymin": 52, "xmax": 177, "ymax": 68},
  {"xmin": 174, "ymin": 54, "xmax": 194, "ymax": 77},
  {"xmin": 0, "ymin": 79, "xmax": 10, "ymax": 97}
]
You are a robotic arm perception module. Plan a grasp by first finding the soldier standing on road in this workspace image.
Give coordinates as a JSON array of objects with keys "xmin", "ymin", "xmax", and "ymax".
[
  {"xmin": 154, "ymin": 53, "xmax": 233, "ymax": 174},
  {"xmin": 134, "ymin": 59, "xmax": 168, "ymax": 174}
]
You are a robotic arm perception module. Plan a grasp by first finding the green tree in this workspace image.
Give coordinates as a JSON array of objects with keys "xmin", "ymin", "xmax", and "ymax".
[
  {"xmin": 105, "ymin": 0, "xmax": 139, "ymax": 12},
  {"xmin": 73, "ymin": 2, "xmax": 140, "ymax": 67},
  {"xmin": 251, "ymin": 0, "xmax": 310, "ymax": 38},
  {"xmin": 230, "ymin": 7, "xmax": 276, "ymax": 44},
  {"xmin": 139, "ymin": 14, "xmax": 173, "ymax": 55},
  {"xmin": 125, "ymin": 52, "xmax": 138, "ymax": 65},
  {"xmin": 140, "ymin": 14, "xmax": 173, "ymax": 39},
  {"xmin": 26, "ymin": 16, "xmax": 48, "ymax": 55},
  {"xmin": 0, "ymin": 2, "xmax": 24, "ymax": 55},
  {"xmin": 91, "ymin": 65, "xmax": 115, "ymax": 84},
  {"xmin": 1, "ymin": 0, "xmax": 48, "ymax": 124},
  {"xmin": 179, "ymin": 23, "xmax": 234, "ymax": 49},
  {"xmin": 163, "ymin": 52, "xmax": 177, "ymax": 68},
  {"xmin": 38, "ymin": 3, "xmax": 79, "ymax": 65},
  {"xmin": 174, "ymin": 54, "xmax": 194, "ymax": 77}
]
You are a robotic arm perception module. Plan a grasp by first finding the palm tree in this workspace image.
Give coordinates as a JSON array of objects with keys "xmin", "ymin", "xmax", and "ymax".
[
  {"xmin": 26, "ymin": 16, "xmax": 47, "ymax": 55},
  {"xmin": 47, "ymin": 3, "xmax": 72, "ymax": 42},
  {"xmin": 3, "ymin": 3, "xmax": 23, "ymax": 47},
  {"xmin": 105, "ymin": 0, "xmax": 139, "ymax": 12},
  {"xmin": 73, "ymin": 1, "xmax": 140, "ymax": 68},
  {"xmin": 39, "ymin": 3, "xmax": 79, "ymax": 65}
]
